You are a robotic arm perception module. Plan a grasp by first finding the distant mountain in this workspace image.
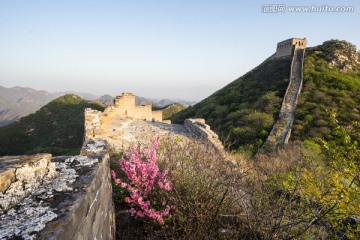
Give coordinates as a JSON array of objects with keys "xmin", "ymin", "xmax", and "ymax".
[
  {"xmin": 151, "ymin": 98, "xmax": 197, "ymax": 107},
  {"xmin": 97, "ymin": 95, "xmax": 154, "ymax": 106},
  {"xmin": 135, "ymin": 96, "xmax": 153, "ymax": 106},
  {"xmin": 0, "ymin": 86, "xmax": 197, "ymax": 127},
  {"xmin": 97, "ymin": 94, "xmax": 115, "ymax": 106},
  {"xmin": 0, "ymin": 94, "xmax": 105, "ymax": 156},
  {"xmin": 54, "ymin": 91, "xmax": 100, "ymax": 100},
  {"xmin": 0, "ymin": 86, "xmax": 57, "ymax": 127},
  {"xmin": 160, "ymin": 103, "xmax": 187, "ymax": 120},
  {"xmin": 157, "ymin": 99, "xmax": 176, "ymax": 107},
  {"xmin": 0, "ymin": 86, "xmax": 104, "ymax": 127},
  {"xmin": 171, "ymin": 99, "xmax": 197, "ymax": 107},
  {"xmin": 96, "ymin": 94, "xmax": 196, "ymax": 108}
]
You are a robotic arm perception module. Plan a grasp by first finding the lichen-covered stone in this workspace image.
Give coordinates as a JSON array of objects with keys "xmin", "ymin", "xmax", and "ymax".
[
  {"xmin": 0, "ymin": 154, "xmax": 55, "ymax": 212},
  {"xmin": 0, "ymin": 151, "xmax": 114, "ymax": 240},
  {"xmin": 80, "ymin": 139, "xmax": 109, "ymax": 155},
  {"xmin": 0, "ymin": 168, "xmax": 15, "ymax": 194}
]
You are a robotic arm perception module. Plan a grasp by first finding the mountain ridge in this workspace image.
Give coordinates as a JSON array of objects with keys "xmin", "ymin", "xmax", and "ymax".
[
  {"xmin": 0, "ymin": 94, "xmax": 106, "ymax": 156},
  {"xmin": 171, "ymin": 39, "xmax": 360, "ymax": 153},
  {"xmin": 0, "ymin": 86, "xmax": 196, "ymax": 127}
]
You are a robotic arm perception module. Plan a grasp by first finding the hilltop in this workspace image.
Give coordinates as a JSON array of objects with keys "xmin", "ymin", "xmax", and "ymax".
[
  {"xmin": 171, "ymin": 39, "xmax": 360, "ymax": 153},
  {"xmin": 292, "ymin": 40, "xmax": 360, "ymax": 143},
  {"xmin": 0, "ymin": 86, "xmax": 56, "ymax": 127},
  {"xmin": 153, "ymin": 103, "xmax": 186, "ymax": 120},
  {"xmin": 171, "ymin": 56, "xmax": 292, "ymax": 153},
  {"xmin": 0, "ymin": 86, "xmax": 196, "ymax": 127},
  {"xmin": 0, "ymin": 86, "xmax": 102, "ymax": 127},
  {"xmin": 0, "ymin": 94, "xmax": 105, "ymax": 156}
]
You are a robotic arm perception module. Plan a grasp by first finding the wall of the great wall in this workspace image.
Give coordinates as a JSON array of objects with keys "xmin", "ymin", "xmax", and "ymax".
[
  {"xmin": 263, "ymin": 41, "xmax": 306, "ymax": 150},
  {"xmin": 0, "ymin": 140, "xmax": 115, "ymax": 239},
  {"xmin": 184, "ymin": 118, "xmax": 227, "ymax": 158},
  {"xmin": 85, "ymin": 108, "xmax": 103, "ymax": 141},
  {"xmin": 84, "ymin": 92, "xmax": 169, "ymax": 143}
]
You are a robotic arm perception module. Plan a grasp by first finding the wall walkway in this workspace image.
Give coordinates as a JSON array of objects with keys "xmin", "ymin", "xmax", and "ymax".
[{"xmin": 263, "ymin": 48, "xmax": 305, "ymax": 150}]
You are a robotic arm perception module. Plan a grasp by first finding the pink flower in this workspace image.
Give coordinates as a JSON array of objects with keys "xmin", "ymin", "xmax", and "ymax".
[
  {"xmin": 157, "ymin": 217, "xmax": 164, "ymax": 225},
  {"xmin": 164, "ymin": 183, "xmax": 171, "ymax": 191},
  {"xmin": 111, "ymin": 138, "xmax": 174, "ymax": 224},
  {"xmin": 137, "ymin": 211, "xmax": 145, "ymax": 217},
  {"xmin": 129, "ymin": 208, "xmax": 136, "ymax": 216}
]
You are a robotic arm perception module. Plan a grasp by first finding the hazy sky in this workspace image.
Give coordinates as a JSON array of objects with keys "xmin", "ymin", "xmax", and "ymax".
[{"xmin": 1, "ymin": 0, "xmax": 359, "ymax": 101}]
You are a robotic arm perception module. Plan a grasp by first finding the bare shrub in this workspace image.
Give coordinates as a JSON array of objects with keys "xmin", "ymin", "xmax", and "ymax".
[{"xmin": 111, "ymin": 138, "xmax": 359, "ymax": 239}]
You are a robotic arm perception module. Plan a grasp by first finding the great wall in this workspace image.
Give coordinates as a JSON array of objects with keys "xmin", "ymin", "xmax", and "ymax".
[
  {"xmin": 0, "ymin": 92, "xmax": 226, "ymax": 239},
  {"xmin": 0, "ymin": 38, "xmax": 305, "ymax": 239},
  {"xmin": 0, "ymin": 141, "xmax": 115, "ymax": 240},
  {"xmin": 263, "ymin": 38, "xmax": 306, "ymax": 149}
]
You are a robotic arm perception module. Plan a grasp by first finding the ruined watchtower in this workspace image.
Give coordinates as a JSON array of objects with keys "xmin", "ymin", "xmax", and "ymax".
[
  {"xmin": 274, "ymin": 38, "xmax": 306, "ymax": 58},
  {"xmin": 108, "ymin": 93, "xmax": 163, "ymax": 122}
]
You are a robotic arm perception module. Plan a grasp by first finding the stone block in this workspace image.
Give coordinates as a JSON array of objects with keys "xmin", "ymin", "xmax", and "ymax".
[{"xmin": 0, "ymin": 144, "xmax": 115, "ymax": 240}]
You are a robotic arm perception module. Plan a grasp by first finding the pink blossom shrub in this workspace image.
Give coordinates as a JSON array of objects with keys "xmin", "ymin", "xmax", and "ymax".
[{"xmin": 111, "ymin": 138, "xmax": 172, "ymax": 224}]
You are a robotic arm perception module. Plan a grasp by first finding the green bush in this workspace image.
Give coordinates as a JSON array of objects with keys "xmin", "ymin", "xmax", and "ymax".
[{"xmin": 292, "ymin": 42, "xmax": 360, "ymax": 142}]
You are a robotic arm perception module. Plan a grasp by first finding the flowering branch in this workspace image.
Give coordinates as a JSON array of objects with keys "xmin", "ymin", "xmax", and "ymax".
[{"xmin": 111, "ymin": 138, "xmax": 172, "ymax": 224}]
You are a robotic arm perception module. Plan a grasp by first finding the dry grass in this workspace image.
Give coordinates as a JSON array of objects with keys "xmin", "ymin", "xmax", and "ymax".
[{"xmin": 111, "ymin": 138, "xmax": 352, "ymax": 239}]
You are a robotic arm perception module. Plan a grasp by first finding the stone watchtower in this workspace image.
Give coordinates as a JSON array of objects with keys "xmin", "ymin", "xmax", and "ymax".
[
  {"xmin": 105, "ymin": 92, "xmax": 165, "ymax": 122},
  {"xmin": 274, "ymin": 38, "xmax": 306, "ymax": 58}
]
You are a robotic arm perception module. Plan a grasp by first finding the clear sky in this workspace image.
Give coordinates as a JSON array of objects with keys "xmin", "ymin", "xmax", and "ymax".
[{"xmin": 0, "ymin": 0, "xmax": 359, "ymax": 101}]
